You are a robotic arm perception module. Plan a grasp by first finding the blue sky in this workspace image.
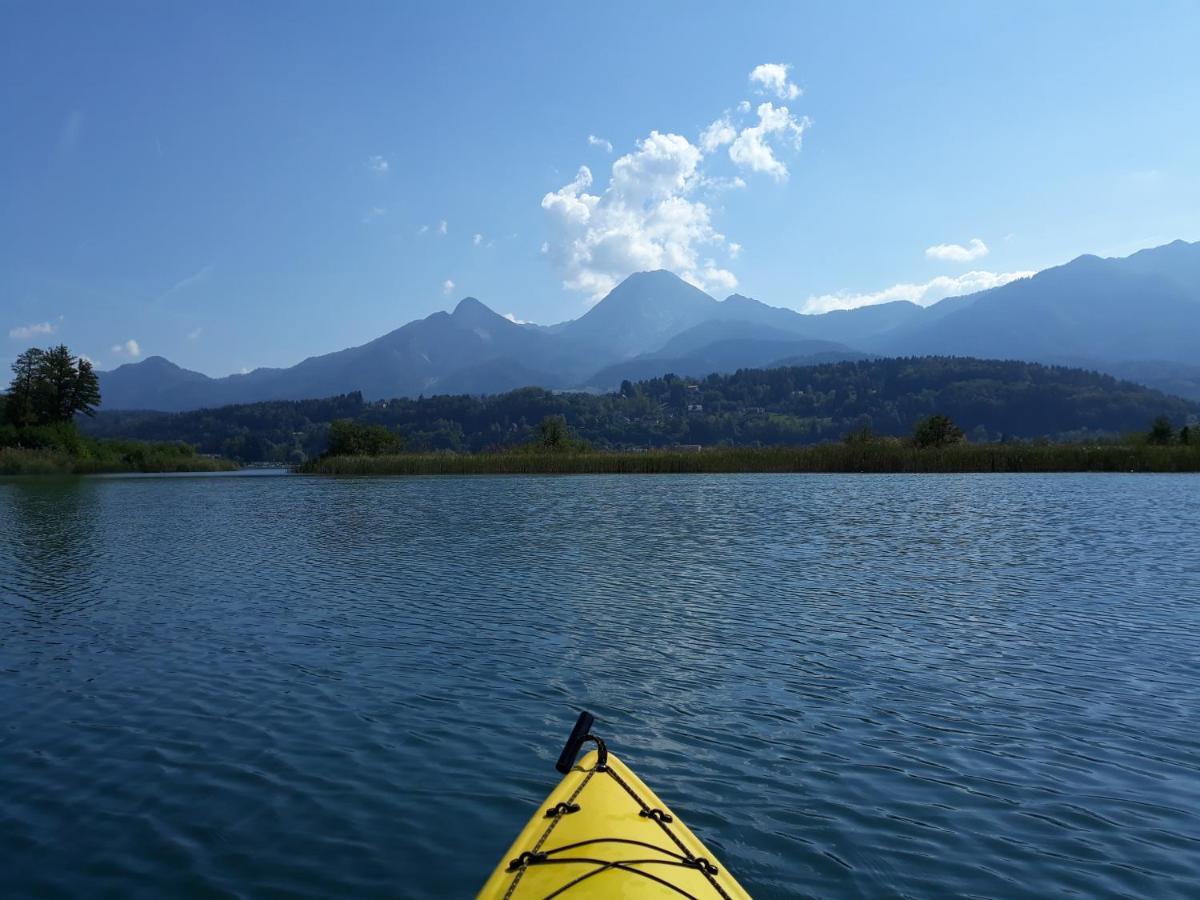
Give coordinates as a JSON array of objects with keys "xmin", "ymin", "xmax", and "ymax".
[{"xmin": 3, "ymin": 1, "xmax": 1198, "ymax": 376}]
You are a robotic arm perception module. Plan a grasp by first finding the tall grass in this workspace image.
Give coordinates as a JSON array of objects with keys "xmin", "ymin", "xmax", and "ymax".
[
  {"xmin": 297, "ymin": 442, "xmax": 1200, "ymax": 476},
  {"xmin": 0, "ymin": 445, "xmax": 238, "ymax": 476}
]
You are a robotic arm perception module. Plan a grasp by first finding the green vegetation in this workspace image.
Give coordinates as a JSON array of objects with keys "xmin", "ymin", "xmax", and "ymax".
[
  {"xmin": 82, "ymin": 358, "xmax": 1200, "ymax": 463},
  {"xmin": 298, "ymin": 442, "xmax": 1200, "ymax": 476},
  {"xmin": 912, "ymin": 414, "xmax": 965, "ymax": 448},
  {"xmin": 520, "ymin": 415, "xmax": 591, "ymax": 453},
  {"xmin": 5, "ymin": 345, "xmax": 100, "ymax": 427},
  {"xmin": 326, "ymin": 419, "xmax": 404, "ymax": 456},
  {"xmin": 0, "ymin": 444, "xmax": 236, "ymax": 480},
  {"xmin": 299, "ymin": 411, "xmax": 1200, "ymax": 475},
  {"xmin": 2, "ymin": 345, "xmax": 236, "ymax": 475}
]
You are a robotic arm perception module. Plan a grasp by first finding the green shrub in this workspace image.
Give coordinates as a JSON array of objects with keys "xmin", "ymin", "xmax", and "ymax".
[
  {"xmin": 326, "ymin": 419, "xmax": 404, "ymax": 456},
  {"xmin": 913, "ymin": 414, "xmax": 965, "ymax": 448}
]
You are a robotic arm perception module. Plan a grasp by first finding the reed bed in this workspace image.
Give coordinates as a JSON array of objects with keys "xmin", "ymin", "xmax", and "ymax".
[
  {"xmin": 0, "ymin": 447, "xmax": 238, "ymax": 476},
  {"xmin": 298, "ymin": 443, "xmax": 1200, "ymax": 476}
]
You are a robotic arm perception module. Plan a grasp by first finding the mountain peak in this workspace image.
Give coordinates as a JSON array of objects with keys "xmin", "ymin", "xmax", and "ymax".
[
  {"xmin": 453, "ymin": 296, "xmax": 491, "ymax": 315},
  {"xmin": 451, "ymin": 296, "xmax": 509, "ymax": 327},
  {"xmin": 117, "ymin": 355, "xmax": 180, "ymax": 372}
]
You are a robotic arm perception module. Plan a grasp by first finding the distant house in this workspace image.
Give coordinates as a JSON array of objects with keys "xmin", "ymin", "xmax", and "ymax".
[{"xmin": 686, "ymin": 402, "xmax": 703, "ymax": 412}]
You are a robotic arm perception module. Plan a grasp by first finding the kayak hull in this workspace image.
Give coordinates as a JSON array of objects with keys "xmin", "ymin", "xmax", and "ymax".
[{"xmin": 478, "ymin": 749, "xmax": 749, "ymax": 899}]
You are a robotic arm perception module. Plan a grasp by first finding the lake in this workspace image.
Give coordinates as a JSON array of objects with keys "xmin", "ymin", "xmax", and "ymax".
[{"xmin": 2, "ymin": 473, "xmax": 1198, "ymax": 898}]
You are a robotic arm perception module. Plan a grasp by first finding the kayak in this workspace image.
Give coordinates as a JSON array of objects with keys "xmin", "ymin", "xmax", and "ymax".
[{"xmin": 478, "ymin": 712, "xmax": 749, "ymax": 899}]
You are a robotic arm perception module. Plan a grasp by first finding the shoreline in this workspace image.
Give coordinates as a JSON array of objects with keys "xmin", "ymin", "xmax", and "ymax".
[
  {"xmin": 0, "ymin": 447, "xmax": 239, "ymax": 477},
  {"xmin": 297, "ymin": 444, "xmax": 1200, "ymax": 476}
]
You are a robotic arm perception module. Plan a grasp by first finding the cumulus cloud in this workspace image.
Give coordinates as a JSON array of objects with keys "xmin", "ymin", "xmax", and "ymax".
[
  {"xmin": 542, "ymin": 63, "xmax": 811, "ymax": 300},
  {"xmin": 111, "ymin": 339, "xmax": 141, "ymax": 357},
  {"xmin": 438, "ymin": 219, "xmax": 448, "ymax": 236},
  {"xmin": 366, "ymin": 155, "xmax": 389, "ymax": 174},
  {"xmin": 803, "ymin": 270, "xmax": 1034, "ymax": 314},
  {"xmin": 442, "ymin": 279, "xmax": 455, "ymax": 295},
  {"xmin": 727, "ymin": 102, "xmax": 809, "ymax": 182},
  {"xmin": 925, "ymin": 238, "xmax": 989, "ymax": 262},
  {"xmin": 503, "ymin": 312, "xmax": 529, "ymax": 324},
  {"xmin": 587, "ymin": 134, "xmax": 613, "ymax": 153},
  {"xmin": 473, "ymin": 233, "xmax": 483, "ymax": 246},
  {"xmin": 541, "ymin": 137, "xmax": 736, "ymax": 299},
  {"xmin": 749, "ymin": 63, "xmax": 801, "ymax": 100},
  {"xmin": 9, "ymin": 320, "xmax": 57, "ymax": 340},
  {"xmin": 699, "ymin": 117, "xmax": 737, "ymax": 153},
  {"xmin": 186, "ymin": 327, "xmax": 203, "ymax": 341}
]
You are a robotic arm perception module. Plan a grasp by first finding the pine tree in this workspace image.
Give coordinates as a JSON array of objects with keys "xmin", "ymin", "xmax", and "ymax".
[
  {"xmin": 5, "ymin": 348, "xmax": 46, "ymax": 426},
  {"xmin": 5, "ymin": 345, "xmax": 101, "ymax": 426}
]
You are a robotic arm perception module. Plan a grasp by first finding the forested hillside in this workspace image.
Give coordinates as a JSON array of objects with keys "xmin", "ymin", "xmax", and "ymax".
[{"xmin": 79, "ymin": 357, "xmax": 1197, "ymax": 463}]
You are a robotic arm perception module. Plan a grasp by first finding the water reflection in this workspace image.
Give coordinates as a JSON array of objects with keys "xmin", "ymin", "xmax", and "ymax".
[{"xmin": 1, "ymin": 479, "xmax": 106, "ymax": 622}]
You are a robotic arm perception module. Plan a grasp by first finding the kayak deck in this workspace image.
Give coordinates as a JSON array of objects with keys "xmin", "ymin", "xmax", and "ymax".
[{"xmin": 479, "ymin": 749, "xmax": 749, "ymax": 899}]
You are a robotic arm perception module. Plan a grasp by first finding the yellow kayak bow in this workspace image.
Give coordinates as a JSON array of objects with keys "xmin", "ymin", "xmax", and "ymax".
[{"xmin": 479, "ymin": 712, "xmax": 750, "ymax": 899}]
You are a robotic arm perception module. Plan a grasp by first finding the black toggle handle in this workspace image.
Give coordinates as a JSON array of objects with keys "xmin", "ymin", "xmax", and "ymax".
[{"xmin": 555, "ymin": 710, "xmax": 595, "ymax": 774}]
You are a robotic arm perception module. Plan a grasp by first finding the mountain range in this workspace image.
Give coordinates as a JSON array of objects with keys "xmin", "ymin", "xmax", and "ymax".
[{"xmin": 99, "ymin": 240, "xmax": 1200, "ymax": 410}]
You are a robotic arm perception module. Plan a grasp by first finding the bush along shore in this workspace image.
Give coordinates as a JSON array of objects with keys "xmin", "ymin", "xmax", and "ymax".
[
  {"xmin": 297, "ymin": 443, "xmax": 1200, "ymax": 475},
  {"xmin": 0, "ymin": 437, "xmax": 238, "ymax": 475},
  {"xmin": 297, "ymin": 415, "xmax": 1200, "ymax": 475}
]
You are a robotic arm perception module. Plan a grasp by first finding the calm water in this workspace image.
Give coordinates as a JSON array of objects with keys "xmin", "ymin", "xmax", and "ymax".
[{"xmin": 1, "ymin": 473, "xmax": 1198, "ymax": 898}]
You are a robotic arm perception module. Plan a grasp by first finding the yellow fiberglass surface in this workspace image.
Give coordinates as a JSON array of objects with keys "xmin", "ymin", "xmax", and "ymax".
[{"xmin": 478, "ymin": 749, "xmax": 750, "ymax": 899}]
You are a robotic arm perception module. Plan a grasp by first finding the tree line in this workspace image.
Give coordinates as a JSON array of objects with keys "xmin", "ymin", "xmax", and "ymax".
[{"xmin": 77, "ymin": 357, "xmax": 1199, "ymax": 463}]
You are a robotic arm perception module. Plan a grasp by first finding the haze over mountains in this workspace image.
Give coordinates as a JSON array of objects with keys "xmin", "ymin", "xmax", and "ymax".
[{"xmin": 99, "ymin": 241, "xmax": 1200, "ymax": 410}]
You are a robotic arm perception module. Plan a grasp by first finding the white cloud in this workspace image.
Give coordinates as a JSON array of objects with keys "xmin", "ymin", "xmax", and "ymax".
[
  {"xmin": 473, "ymin": 233, "xmax": 483, "ymax": 246},
  {"xmin": 503, "ymin": 312, "xmax": 529, "ymax": 324},
  {"xmin": 363, "ymin": 206, "xmax": 387, "ymax": 224},
  {"xmin": 542, "ymin": 135, "xmax": 737, "ymax": 300},
  {"xmin": 418, "ymin": 224, "xmax": 429, "ymax": 234},
  {"xmin": 9, "ymin": 320, "xmax": 57, "ymax": 340},
  {"xmin": 802, "ymin": 270, "xmax": 1034, "ymax": 314},
  {"xmin": 728, "ymin": 242, "xmax": 742, "ymax": 259},
  {"xmin": 366, "ymin": 155, "xmax": 389, "ymax": 174},
  {"xmin": 728, "ymin": 102, "xmax": 809, "ymax": 182},
  {"xmin": 587, "ymin": 134, "xmax": 613, "ymax": 153},
  {"xmin": 544, "ymin": 63, "xmax": 808, "ymax": 299},
  {"xmin": 186, "ymin": 327, "xmax": 203, "ymax": 341},
  {"xmin": 700, "ymin": 116, "xmax": 737, "ymax": 153},
  {"xmin": 111, "ymin": 339, "xmax": 141, "ymax": 357},
  {"xmin": 438, "ymin": 219, "xmax": 448, "ymax": 236},
  {"xmin": 700, "ymin": 175, "xmax": 746, "ymax": 192},
  {"xmin": 157, "ymin": 263, "xmax": 213, "ymax": 301},
  {"xmin": 925, "ymin": 238, "xmax": 989, "ymax": 262},
  {"xmin": 442, "ymin": 279, "xmax": 455, "ymax": 295},
  {"xmin": 749, "ymin": 63, "xmax": 801, "ymax": 100}
]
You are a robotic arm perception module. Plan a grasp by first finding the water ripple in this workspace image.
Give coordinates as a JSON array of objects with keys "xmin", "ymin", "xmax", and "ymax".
[{"xmin": 1, "ymin": 473, "xmax": 1199, "ymax": 898}]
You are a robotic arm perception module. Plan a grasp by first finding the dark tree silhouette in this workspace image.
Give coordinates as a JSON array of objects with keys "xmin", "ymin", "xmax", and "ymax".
[
  {"xmin": 5, "ymin": 345, "xmax": 100, "ymax": 426},
  {"xmin": 912, "ymin": 414, "xmax": 965, "ymax": 448},
  {"xmin": 1147, "ymin": 416, "xmax": 1175, "ymax": 445}
]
